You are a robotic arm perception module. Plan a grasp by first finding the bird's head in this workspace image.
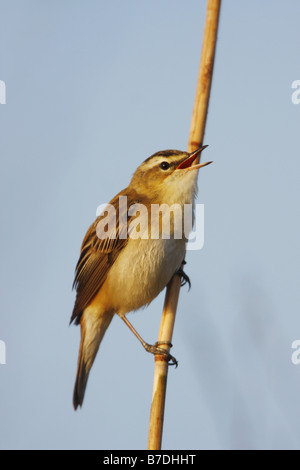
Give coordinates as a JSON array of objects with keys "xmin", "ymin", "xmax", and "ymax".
[{"xmin": 129, "ymin": 146, "xmax": 212, "ymax": 204}]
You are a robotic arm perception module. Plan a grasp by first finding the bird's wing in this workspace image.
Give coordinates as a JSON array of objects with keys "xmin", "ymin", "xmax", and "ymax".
[{"xmin": 70, "ymin": 190, "xmax": 139, "ymax": 324}]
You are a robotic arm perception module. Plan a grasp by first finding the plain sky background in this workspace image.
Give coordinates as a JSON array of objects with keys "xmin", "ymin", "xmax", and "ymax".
[{"xmin": 1, "ymin": 0, "xmax": 300, "ymax": 450}]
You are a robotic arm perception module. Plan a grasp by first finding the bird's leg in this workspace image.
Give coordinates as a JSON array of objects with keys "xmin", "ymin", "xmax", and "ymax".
[
  {"xmin": 120, "ymin": 315, "xmax": 178, "ymax": 367},
  {"xmin": 176, "ymin": 259, "xmax": 191, "ymax": 290}
]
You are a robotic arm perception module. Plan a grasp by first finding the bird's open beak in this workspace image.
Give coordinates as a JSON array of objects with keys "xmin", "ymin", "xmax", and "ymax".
[{"xmin": 176, "ymin": 145, "xmax": 212, "ymax": 171}]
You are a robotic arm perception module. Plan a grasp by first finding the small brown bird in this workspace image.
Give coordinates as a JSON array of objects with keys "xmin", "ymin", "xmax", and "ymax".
[{"xmin": 71, "ymin": 146, "xmax": 211, "ymax": 409}]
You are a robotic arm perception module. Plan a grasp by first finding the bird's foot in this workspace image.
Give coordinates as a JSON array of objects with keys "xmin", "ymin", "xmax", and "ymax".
[
  {"xmin": 143, "ymin": 341, "xmax": 178, "ymax": 367},
  {"xmin": 176, "ymin": 264, "xmax": 191, "ymax": 290}
]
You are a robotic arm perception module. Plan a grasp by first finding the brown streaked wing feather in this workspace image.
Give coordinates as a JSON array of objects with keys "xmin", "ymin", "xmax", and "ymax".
[{"xmin": 70, "ymin": 189, "xmax": 141, "ymax": 325}]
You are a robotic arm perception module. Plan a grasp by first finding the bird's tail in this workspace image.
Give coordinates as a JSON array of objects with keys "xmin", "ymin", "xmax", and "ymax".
[{"xmin": 73, "ymin": 308, "xmax": 114, "ymax": 410}]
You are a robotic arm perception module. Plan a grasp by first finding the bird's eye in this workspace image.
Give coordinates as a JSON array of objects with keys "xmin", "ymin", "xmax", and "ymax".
[{"xmin": 160, "ymin": 161, "xmax": 170, "ymax": 171}]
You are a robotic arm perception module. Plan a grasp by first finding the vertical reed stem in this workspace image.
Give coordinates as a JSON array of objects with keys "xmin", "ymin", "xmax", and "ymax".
[{"xmin": 147, "ymin": 0, "xmax": 221, "ymax": 450}]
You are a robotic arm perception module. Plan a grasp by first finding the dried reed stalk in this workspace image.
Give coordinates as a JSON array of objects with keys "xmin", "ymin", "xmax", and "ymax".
[{"xmin": 147, "ymin": 0, "xmax": 221, "ymax": 450}]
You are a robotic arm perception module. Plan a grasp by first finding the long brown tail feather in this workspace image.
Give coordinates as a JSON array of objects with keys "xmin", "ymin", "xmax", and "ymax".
[{"xmin": 73, "ymin": 309, "xmax": 114, "ymax": 409}]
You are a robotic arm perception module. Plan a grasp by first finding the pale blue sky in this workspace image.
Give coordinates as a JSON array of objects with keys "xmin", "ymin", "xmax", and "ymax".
[{"xmin": 1, "ymin": 0, "xmax": 300, "ymax": 449}]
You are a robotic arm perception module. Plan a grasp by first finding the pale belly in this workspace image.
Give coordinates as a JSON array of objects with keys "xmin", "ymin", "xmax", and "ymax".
[{"xmin": 104, "ymin": 237, "xmax": 186, "ymax": 315}]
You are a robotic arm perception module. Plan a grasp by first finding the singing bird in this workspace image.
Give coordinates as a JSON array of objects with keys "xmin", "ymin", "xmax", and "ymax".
[{"xmin": 71, "ymin": 146, "xmax": 211, "ymax": 409}]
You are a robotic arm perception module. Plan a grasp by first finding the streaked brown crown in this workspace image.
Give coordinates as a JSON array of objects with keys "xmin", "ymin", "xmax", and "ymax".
[{"xmin": 129, "ymin": 149, "xmax": 189, "ymax": 198}]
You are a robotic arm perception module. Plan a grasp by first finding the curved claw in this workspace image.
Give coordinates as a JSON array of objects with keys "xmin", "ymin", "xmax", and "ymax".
[
  {"xmin": 144, "ymin": 342, "xmax": 178, "ymax": 368},
  {"xmin": 176, "ymin": 267, "xmax": 191, "ymax": 290},
  {"xmin": 167, "ymin": 355, "xmax": 178, "ymax": 368}
]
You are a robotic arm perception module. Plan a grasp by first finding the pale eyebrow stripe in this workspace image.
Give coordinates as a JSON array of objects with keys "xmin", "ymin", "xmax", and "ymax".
[{"xmin": 144, "ymin": 149, "xmax": 184, "ymax": 164}]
